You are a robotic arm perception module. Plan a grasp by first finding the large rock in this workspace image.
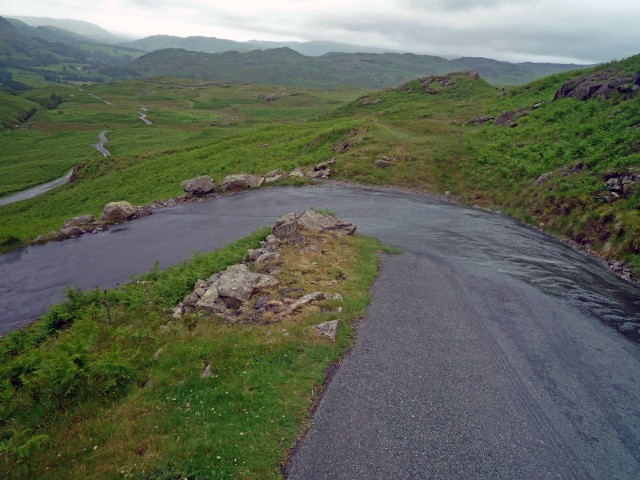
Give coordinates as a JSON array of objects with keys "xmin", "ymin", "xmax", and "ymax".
[
  {"xmin": 181, "ymin": 175, "xmax": 217, "ymax": 195},
  {"xmin": 554, "ymin": 70, "xmax": 640, "ymax": 101},
  {"xmin": 102, "ymin": 201, "xmax": 139, "ymax": 224},
  {"xmin": 221, "ymin": 174, "xmax": 264, "ymax": 192},
  {"xmin": 216, "ymin": 264, "xmax": 278, "ymax": 306},
  {"xmin": 272, "ymin": 210, "xmax": 356, "ymax": 239}
]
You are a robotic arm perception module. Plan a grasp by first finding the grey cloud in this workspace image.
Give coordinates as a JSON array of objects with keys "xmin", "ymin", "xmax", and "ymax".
[
  {"xmin": 400, "ymin": 0, "xmax": 534, "ymax": 12},
  {"xmin": 307, "ymin": 11, "xmax": 639, "ymax": 63}
]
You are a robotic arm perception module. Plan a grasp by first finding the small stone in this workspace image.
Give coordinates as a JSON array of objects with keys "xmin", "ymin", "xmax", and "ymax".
[
  {"xmin": 201, "ymin": 364, "xmax": 213, "ymax": 378},
  {"xmin": 152, "ymin": 348, "xmax": 164, "ymax": 360},
  {"xmin": 289, "ymin": 168, "xmax": 305, "ymax": 178},
  {"xmin": 313, "ymin": 320, "xmax": 340, "ymax": 341},
  {"xmin": 288, "ymin": 292, "xmax": 327, "ymax": 313},
  {"xmin": 332, "ymin": 293, "xmax": 344, "ymax": 301}
]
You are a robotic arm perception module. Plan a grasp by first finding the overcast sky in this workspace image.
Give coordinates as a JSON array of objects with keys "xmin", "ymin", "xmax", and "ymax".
[{"xmin": 2, "ymin": 0, "xmax": 639, "ymax": 64}]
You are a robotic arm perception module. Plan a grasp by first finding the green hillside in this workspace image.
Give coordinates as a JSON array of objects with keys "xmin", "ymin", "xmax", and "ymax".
[
  {"xmin": 131, "ymin": 47, "xmax": 585, "ymax": 88},
  {"xmin": 1, "ymin": 54, "xmax": 638, "ymax": 270}
]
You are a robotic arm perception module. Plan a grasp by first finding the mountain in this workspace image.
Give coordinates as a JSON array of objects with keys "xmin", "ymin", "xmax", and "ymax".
[
  {"xmin": 9, "ymin": 16, "xmax": 125, "ymax": 43},
  {"xmin": 122, "ymin": 35, "xmax": 253, "ymax": 54},
  {"xmin": 122, "ymin": 35, "xmax": 397, "ymax": 56},
  {"xmin": 246, "ymin": 40, "xmax": 395, "ymax": 56},
  {"xmin": 130, "ymin": 47, "xmax": 585, "ymax": 88},
  {"xmin": 6, "ymin": 18, "xmax": 88, "ymax": 44},
  {"xmin": 0, "ymin": 16, "xmax": 85, "ymax": 64}
]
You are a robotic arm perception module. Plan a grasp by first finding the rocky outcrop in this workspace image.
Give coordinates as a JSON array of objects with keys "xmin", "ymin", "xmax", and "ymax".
[
  {"xmin": 272, "ymin": 210, "xmax": 356, "ymax": 239},
  {"xmin": 221, "ymin": 174, "xmax": 264, "ymax": 192},
  {"xmin": 102, "ymin": 201, "xmax": 141, "ymax": 224},
  {"xmin": 603, "ymin": 171, "xmax": 637, "ymax": 203},
  {"xmin": 174, "ymin": 264, "xmax": 278, "ymax": 319},
  {"xmin": 420, "ymin": 71, "xmax": 479, "ymax": 94},
  {"xmin": 181, "ymin": 175, "xmax": 217, "ymax": 196},
  {"xmin": 173, "ymin": 210, "xmax": 350, "ymax": 323},
  {"xmin": 35, "ymin": 214, "xmax": 104, "ymax": 244},
  {"xmin": 554, "ymin": 70, "xmax": 640, "ymax": 101},
  {"xmin": 495, "ymin": 108, "xmax": 529, "ymax": 127}
]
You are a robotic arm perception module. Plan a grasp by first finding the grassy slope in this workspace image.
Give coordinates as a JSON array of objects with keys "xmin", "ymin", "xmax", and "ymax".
[
  {"xmin": 1, "ymin": 55, "xmax": 639, "ymax": 268},
  {"xmin": 0, "ymin": 80, "xmax": 364, "ymax": 247},
  {"xmin": 0, "ymin": 227, "xmax": 389, "ymax": 479},
  {"xmin": 0, "ymin": 92, "xmax": 39, "ymax": 129}
]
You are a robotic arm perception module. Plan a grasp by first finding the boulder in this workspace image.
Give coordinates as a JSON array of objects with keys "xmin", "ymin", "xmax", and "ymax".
[
  {"xmin": 216, "ymin": 264, "xmax": 277, "ymax": 305},
  {"xmin": 64, "ymin": 214, "xmax": 96, "ymax": 228},
  {"xmin": 255, "ymin": 251, "xmax": 282, "ymax": 265},
  {"xmin": 221, "ymin": 174, "xmax": 264, "ymax": 192},
  {"xmin": 102, "ymin": 201, "xmax": 139, "ymax": 224},
  {"xmin": 196, "ymin": 285, "xmax": 227, "ymax": 314},
  {"xmin": 314, "ymin": 320, "xmax": 340, "ymax": 341},
  {"xmin": 181, "ymin": 175, "xmax": 217, "ymax": 195}
]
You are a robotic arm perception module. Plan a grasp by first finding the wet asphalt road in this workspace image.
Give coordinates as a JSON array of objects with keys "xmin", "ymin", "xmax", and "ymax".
[
  {"xmin": 2, "ymin": 184, "xmax": 640, "ymax": 478},
  {"xmin": 0, "ymin": 170, "xmax": 72, "ymax": 207}
]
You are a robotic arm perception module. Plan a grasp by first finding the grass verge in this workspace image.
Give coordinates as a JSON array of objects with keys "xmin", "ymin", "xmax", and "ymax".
[{"xmin": 0, "ymin": 226, "xmax": 390, "ymax": 479}]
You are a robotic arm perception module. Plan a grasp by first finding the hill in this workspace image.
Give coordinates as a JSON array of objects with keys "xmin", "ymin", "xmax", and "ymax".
[
  {"xmin": 1, "ymin": 53, "xmax": 638, "ymax": 274},
  {"xmin": 131, "ymin": 47, "xmax": 585, "ymax": 88},
  {"xmin": 8, "ymin": 15, "xmax": 126, "ymax": 43}
]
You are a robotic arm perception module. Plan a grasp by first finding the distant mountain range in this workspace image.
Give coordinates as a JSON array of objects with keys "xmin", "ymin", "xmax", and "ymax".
[
  {"xmin": 129, "ymin": 47, "xmax": 585, "ymax": 89},
  {"xmin": 121, "ymin": 35, "xmax": 398, "ymax": 57},
  {"xmin": 8, "ymin": 16, "xmax": 128, "ymax": 43},
  {"xmin": 0, "ymin": 15, "xmax": 590, "ymax": 90}
]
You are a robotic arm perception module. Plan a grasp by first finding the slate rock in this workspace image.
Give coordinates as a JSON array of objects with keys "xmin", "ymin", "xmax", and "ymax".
[
  {"xmin": 221, "ymin": 174, "xmax": 264, "ymax": 192},
  {"xmin": 181, "ymin": 175, "xmax": 217, "ymax": 195}
]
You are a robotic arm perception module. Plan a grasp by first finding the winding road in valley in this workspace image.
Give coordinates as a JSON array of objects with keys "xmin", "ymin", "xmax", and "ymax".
[
  {"xmin": 0, "ymin": 170, "xmax": 73, "ymax": 206},
  {"xmin": 92, "ymin": 130, "xmax": 111, "ymax": 157},
  {"xmin": 1, "ymin": 184, "xmax": 640, "ymax": 478}
]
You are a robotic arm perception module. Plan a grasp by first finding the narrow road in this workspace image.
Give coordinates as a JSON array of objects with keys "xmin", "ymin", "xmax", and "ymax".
[
  {"xmin": 0, "ymin": 170, "xmax": 72, "ymax": 206},
  {"xmin": 139, "ymin": 112, "xmax": 153, "ymax": 125},
  {"xmin": 92, "ymin": 130, "xmax": 111, "ymax": 157},
  {"xmin": 1, "ymin": 185, "xmax": 639, "ymax": 478}
]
